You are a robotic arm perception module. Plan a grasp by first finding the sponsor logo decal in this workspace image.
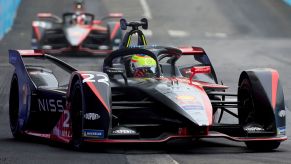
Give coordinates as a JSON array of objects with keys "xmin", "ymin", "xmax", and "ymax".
[
  {"xmin": 112, "ymin": 129, "xmax": 136, "ymax": 134},
  {"xmin": 278, "ymin": 110, "xmax": 286, "ymax": 118},
  {"xmin": 278, "ymin": 127, "xmax": 286, "ymax": 135},
  {"xmin": 244, "ymin": 127, "xmax": 264, "ymax": 132},
  {"xmin": 84, "ymin": 113, "xmax": 100, "ymax": 120},
  {"xmin": 83, "ymin": 129, "xmax": 104, "ymax": 138},
  {"xmin": 38, "ymin": 98, "xmax": 64, "ymax": 112}
]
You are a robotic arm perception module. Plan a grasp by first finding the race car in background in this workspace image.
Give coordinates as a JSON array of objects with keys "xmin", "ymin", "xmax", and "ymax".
[
  {"xmin": 31, "ymin": 0, "xmax": 123, "ymax": 53},
  {"xmin": 9, "ymin": 18, "xmax": 286, "ymax": 150}
]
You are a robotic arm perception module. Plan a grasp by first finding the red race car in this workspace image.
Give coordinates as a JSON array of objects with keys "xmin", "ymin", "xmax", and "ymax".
[{"xmin": 31, "ymin": 0, "xmax": 123, "ymax": 54}]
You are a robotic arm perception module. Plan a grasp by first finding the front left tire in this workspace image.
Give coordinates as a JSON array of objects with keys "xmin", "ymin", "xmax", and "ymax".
[{"xmin": 9, "ymin": 74, "xmax": 23, "ymax": 139}]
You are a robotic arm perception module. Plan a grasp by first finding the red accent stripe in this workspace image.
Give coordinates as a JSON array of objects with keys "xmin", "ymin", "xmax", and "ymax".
[
  {"xmin": 271, "ymin": 70, "xmax": 279, "ymax": 110},
  {"xmin": 24, "ymin": 130, "xmax": 287, "ymax": 144},
  {"xmin": 177, "ymin": 77, "xmax": 228, "ymax": 89},
  {"xmin": 18, "ymin": 50, "xmax": 43, "ymax": 56},
  {"xmin": 80, "ymin": 73, "xmax": 110, "ymax": 113},
  {"xmin": 25, "ymin": 131, "xmax": 50, "ymax": 139},
  {"xmin": 179, "ymin": 47, "xmax": 205, "ymax": 55},
  {"xmin": 85, "ymin": 135, "xmax": 192, "ymax": 143},
  {"xmin": 32, "ymin": 24, "xmax": 41, "ymax": 41},
  {"xmin": 110, "ymin": 22, "xmax": 120, "ymax": 40},
  {"xmin": 91, "ymin": 25, "xmax": 107, "ymax": 31}
]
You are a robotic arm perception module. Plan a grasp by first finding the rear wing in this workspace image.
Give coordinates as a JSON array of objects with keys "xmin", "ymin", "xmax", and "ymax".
[
  {"xmin": 179, "ymin": 46, "xmax": 205, "ymax": 55},
  {"xmin": 179, "ymin": 46, "xmax": 214, "ymax": 66},
  {"xmin": 9, "ymin": 50, "xmax": 42, "ymax": 90},
  {"xmin": 9, "ymin": 49, "xmax": 77, "ymax": 90},
  {"xmin": 9, "ymin": 49, "xmax": 77, "ymax": 73}
]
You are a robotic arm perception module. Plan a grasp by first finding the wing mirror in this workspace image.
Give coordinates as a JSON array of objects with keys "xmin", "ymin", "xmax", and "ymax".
[
  {"xmin": 104, "ymin": 67, "xmax": 127, "ymax": 85},
  {"xmin": 108, "ymin": 13, "xmax": 123, "ymax": 18},
  {"xmin": 101, "ymin": 13, "xmax": 123, "ymax": 21},
  {"xmin": 37, "ymin": 13, "xmax": 62, "ymax": 23},
  {"xmin": 37, "ymin": 13, "xmax": 53, "ymax": 18},
  {"xmin": 189, "ymin": 66, "xmax": 211, "ymax": 83}
]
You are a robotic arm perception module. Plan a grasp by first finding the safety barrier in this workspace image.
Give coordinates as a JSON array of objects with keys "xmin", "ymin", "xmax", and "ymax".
[
  {"xmin": 283, "ymin": 0, "xmax": 291, "ymax": 6},
  {"xmin": 0, "ymin": 0, "xmax": 21, "ymax": 40}
]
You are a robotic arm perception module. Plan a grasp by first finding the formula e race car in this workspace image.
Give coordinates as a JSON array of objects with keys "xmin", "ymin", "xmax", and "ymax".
[
  {"xmin": 31, "ymin": 0, "xmax": 122, "ymax": 53},
  {"xmin": 9, "ymin": 19, "xmax": 286, "ymax": 150}
]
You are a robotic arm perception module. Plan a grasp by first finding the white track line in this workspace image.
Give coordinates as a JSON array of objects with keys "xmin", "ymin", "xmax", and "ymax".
[
  {"xmin": 140, "ymin": 0, "xmax": 152, "ymax": 19},
  {"xmin": 205, "ymin": 32, "xmax": 228, "ymax": 38},
  {"xmin": 168, "ymin": 30, "xmax": 188, "ymax": 37},
  {"xmin": 143, "ymin": 30, "xmax": 153, "ymax": 37},
  {"xmin": 165, "ymin": 155, "xmax": 180, "ymax": 164}
]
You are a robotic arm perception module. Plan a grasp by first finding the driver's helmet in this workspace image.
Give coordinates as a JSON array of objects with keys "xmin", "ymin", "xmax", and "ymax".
[
  {"xmin": 130, "ymin": 54, "xmax": 157, "ymax": 78},
  {"xmin": 72, "ymin": 14, "xmax": 86, "ymax": 25}
]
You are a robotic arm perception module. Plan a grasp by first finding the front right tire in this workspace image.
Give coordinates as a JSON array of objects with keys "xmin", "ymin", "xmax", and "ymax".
[
  {"xmin": 238, "ymin": 76, "xmax": 280, "ymax": 151},
  {"xmin": 70, "ymin": 81, "xmax": 84, "ymax": 150}
]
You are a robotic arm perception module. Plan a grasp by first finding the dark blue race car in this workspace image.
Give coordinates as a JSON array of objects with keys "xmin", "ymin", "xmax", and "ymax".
[{"xmin": 8, "ymin": 18, "xmax": 287, "ymax": 150}]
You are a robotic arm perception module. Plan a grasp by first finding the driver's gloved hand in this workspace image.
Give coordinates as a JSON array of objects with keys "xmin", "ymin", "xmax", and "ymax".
[{"xmin": 134, "ymin": 69, "xmax": 146, "ymax": 77}]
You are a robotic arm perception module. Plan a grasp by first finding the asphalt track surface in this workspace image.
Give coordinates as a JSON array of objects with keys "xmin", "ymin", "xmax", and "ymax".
[{"xmin": 0, "ymin": 0, "xmax": 291, "ymax": 163}]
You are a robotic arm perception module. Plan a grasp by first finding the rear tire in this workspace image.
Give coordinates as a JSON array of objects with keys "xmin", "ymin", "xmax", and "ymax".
[
  {"xmin": 9, "ymin": 74, "xmax": 23, "ymax": 139},
  {"xmin": 70, "ymin": 81, "xmax": 84, "ymax": 150}
]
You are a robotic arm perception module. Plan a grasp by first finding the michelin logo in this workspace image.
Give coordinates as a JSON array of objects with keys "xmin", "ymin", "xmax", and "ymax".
[
  {"xmin": 83, "ymin": 129, "xmax": 104, "ymax": 138},
  {"xmin": 278, "ymin": 127, "xmax": 286, "ymax": 135}
]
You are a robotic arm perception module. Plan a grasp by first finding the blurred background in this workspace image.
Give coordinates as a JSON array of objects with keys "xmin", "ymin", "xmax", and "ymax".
[
  {"xmin": 0, "ymin": 0, "xmax": 291, "ymax": 163},
  {"xmin": 0, "ymin": 0, "xmax": 21, "ymax": 40}
]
